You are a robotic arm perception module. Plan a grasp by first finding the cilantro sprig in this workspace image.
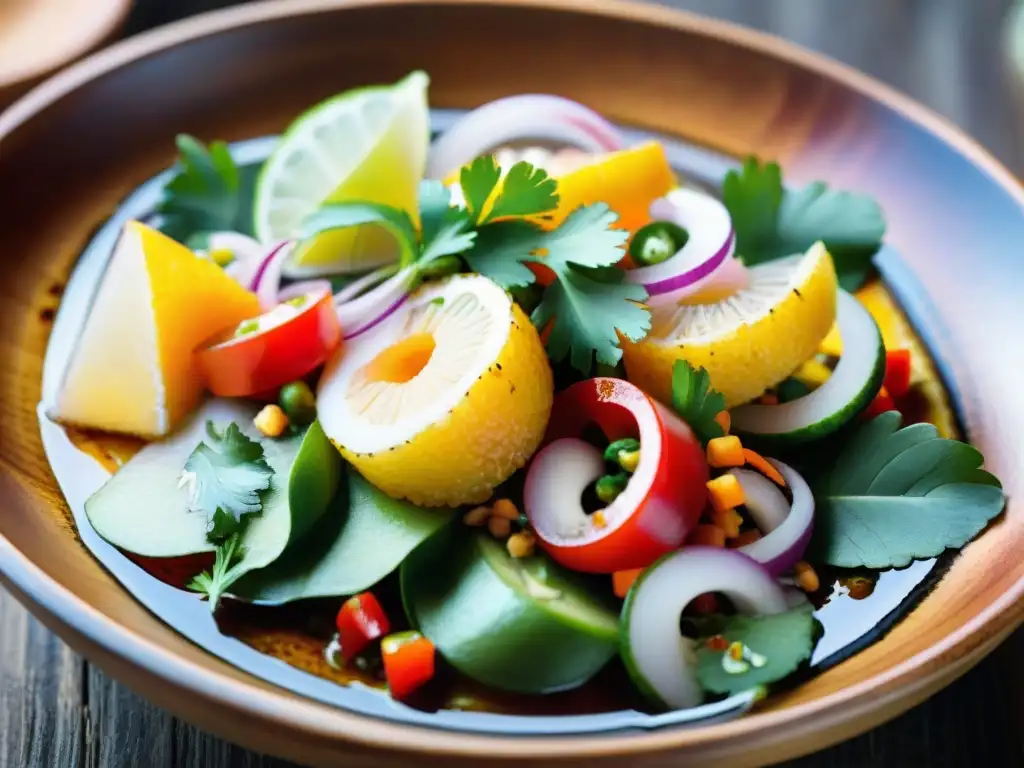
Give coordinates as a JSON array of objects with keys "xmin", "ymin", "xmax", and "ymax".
[
  {"xmin": 809, "ymin": 411, "xmax": 1005, "ymax": 568},
  {"xmin": 180, "ymin": 421, "xmax": 274, "ymax": 542},
  {"xmin": 670, "ymin": 361, "xmax": 727, "ymax": 444},
  {"xmin": 302, "ymin": 155, "xmax": 650, "ymax": 374},
  {"xmin": 723, "ymin": 156, "xmax": 886, "ymax": 291},
  {"xmin": 187, "ymin": 532, "xmax": 246, "ymax": 611},
  {"xmin": 157, "ymin": 135, "xmax": 261, "ymax": 242}
]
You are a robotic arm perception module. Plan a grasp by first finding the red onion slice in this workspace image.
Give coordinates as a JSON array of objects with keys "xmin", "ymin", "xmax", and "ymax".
[
  {"xmin": 278, "ymin": 279, "xmax": 332, "ymax": 303},
  {"xmin": 730, "ymin": 460, "xmax": 814, "ymax": 576},
  {"xmin": 336, "ymin": 266, "xmax": 416, "ymax": 340},
  {"xmin": 250, "ymin": 241, "xmax": 296, "ymax": 311},
  {"xmin": 427, "ymin": 95, "xmax": 624, "ymax": 179},
  {"xmin": 333, "ymin": 265, "xmax": 397, "ymax": 305},
  {"xmin": 628, "ymin": 189, "xmax": 736, "ymax": 307},
  {"xmin": 622, "ymin": 547, "xmax": 788, "ymax": 709}
]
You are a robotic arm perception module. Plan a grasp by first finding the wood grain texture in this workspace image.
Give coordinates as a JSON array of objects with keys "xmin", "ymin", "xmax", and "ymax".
[{"xmin": 1, "ymin": 0, "xmax": 1022, "ymax": 766}]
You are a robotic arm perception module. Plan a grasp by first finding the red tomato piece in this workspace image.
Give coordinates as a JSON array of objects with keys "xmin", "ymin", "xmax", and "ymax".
[
  {"xmin": 884, "ymin": 348, "xmax": 912, "ymax": 398},
  {"xmin": 381, "ymin": 631, "xmax": 436, "ymax": 700},
  {"xmin": 335, "ymin": 591, "xmax": 390, "ymax": 661},
  {"xmin": 197, "ymin": 288, "xmax": 341, "ymax": 398},
  {"xmin": 525, "ymin": 378, "xmax": 709, "ymax": 573},
  {"xmin": 862, "ymin": 385, "xmax": 897, "ymax": 420}
]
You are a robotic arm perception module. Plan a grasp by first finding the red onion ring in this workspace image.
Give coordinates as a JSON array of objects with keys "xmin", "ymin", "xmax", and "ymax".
[
  {"xmin": 730, "ymin": 460, "xmax": 814, "ymax": 576},
  {"xmin": 278, "ymin": 279, "xmax": 332, "ymax": 303},
  {"xmin": 628, "ymin": 189, "xmax": 737, "ymax": 307},
  {"xmin": 343, "ymin": 293, "xmax": 411, "ymax": 341},
  {"xmin": 250, "ymin": 241, "xmax": 296, "ymax": 311},
  {"xmin": 335, "ymin": 266, "xmax": 415, "ymax": 339},
  {"xmin": 427, "ymin": 95, "xmax": 624, "ymax": 179}
]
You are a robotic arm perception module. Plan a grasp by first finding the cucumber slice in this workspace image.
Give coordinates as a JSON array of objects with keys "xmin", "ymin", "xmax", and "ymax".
[
  {"xmin": 620, "ymin": 547, "xmax": 788, "ymax": 710},
  {"xmin": 731, "ymin": 290, "xmax": 884, "ymax": 445},
  {"xmin": 401, "ymin": 526, "xmax": 619, "ymax": 694}
]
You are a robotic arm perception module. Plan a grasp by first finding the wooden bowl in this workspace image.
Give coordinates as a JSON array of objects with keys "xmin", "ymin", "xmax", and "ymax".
[
  {"xmin": 0, "ymin": 0, "xmax": 130, "ymax": 107},
  {"xmin": 1, "ymin": 1, "xmax": 1022, "ymax": 765}
]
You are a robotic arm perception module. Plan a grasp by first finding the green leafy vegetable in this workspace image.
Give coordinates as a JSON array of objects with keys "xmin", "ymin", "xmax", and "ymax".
[
  {"xmin": 187, "ymin": 533, "xmax": 245, "ymax": 610},
  {"xmin": 809, "ymin": 412, "xmax": 1005, "ymax": 568},
  {"xmin": 157, "ymin": 134, "xmax": 261, "ymax": 242},
  {"xmin": 694, "ymin": 607, "xmax": 820, "ymax": 696},
  {"xmin": 670, "ymin": 361, "xmax": 727, "ymax": 444},
  {"xmin": 460, "ymin": 156, "xmax": 559, "ymax": 225},
  {"xmin": 466, "ymin": 203, "xmax": 649, "ymax": 372},
  {"xmin": 181, "ymin": 421, "xmax": 274, "ymax": 542},
  {"xmin": 723, "ymin": 156, "xmax": 886, "ymax": 291}
]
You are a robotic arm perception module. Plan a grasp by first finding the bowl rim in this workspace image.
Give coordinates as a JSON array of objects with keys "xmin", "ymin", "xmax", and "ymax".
[
  {"xmin": 0, "ymin": 0, "xmax": 132, "ymax": 90},
  {"xmin": 1, "ymin": 0, "xmax": 1023, "ymax": 760}
]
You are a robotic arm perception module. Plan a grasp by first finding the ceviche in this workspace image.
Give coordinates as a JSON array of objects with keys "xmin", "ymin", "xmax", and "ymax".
[{"xmin": 46, "ymin": 71, "xmax": 1005, "ymax": 715}]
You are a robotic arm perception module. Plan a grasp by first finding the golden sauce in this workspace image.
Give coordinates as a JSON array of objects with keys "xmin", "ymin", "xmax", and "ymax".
[{"xmin": 57, "ymin": 279, "xmax": 958, "ymax": 715}]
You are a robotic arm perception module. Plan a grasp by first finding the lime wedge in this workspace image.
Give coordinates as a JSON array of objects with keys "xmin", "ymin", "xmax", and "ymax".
[{"xmin": 254, "ymin": 71, "xmax": 429, "ymax": 277}]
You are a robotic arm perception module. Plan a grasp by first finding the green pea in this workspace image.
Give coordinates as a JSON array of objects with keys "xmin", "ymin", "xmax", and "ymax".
[
  {"xmin": 595, "ymin": 472, "xmax": 629, "ymax": 504},
  {"xmin": 629, "ymin": 221, "xmax": 689, "ymax": 267},
  {"xmin": 279, "ymin": 381, "xmax": 317, "ymax": 426}
]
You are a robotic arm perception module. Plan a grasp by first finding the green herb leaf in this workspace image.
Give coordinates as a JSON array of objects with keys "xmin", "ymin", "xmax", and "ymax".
[
  {"xmin": 419, "ymin": 209, "xmax": 477, "ymax": 265},
  {"xmin": 463, "ymin": 220, "xmax": 544, "ymax": 287},
  {"xmin": 301, "ymin": 202, "xmax": 419, "ymax": 267},
  {"xmin": 187, "ymin": 532, "xmax": 246, "ymax": 611},
  {"xmin": 484, "ymin": 161, "xmax": 559, "ymax": 223},
  {"xmin": 723, "ymin": 156, "xmax": 886, "ymax": 291},
  {"xmin": 418, "ymin": 180, "xmax": 453, "ymax": 245},
  {"xmin": 670, "ymin": 361, "xmax": 727, "ymax": 444},
  {"xmin": 809, "ymin": 412, "xmax": 1005, "ymax": 568},
  {"xmin": 157, "ymin": 135, "xmax": 260, "ymax": 241},
  {"xmin": 695, "ymin": 607, "xmax": 820, "ymax": 696},
  {"xmin": 181, "ymin": 421, "xmax": 274, "ymax": 542},
  {"xmin": 460, "ymin": 155, "xmax": 503, "ymax": 223}
]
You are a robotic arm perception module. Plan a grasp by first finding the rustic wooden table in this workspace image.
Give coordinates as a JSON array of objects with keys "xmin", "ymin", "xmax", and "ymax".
[{"xmin": 2, "ymin": 0, "xmax": 1022, "ymax": 765}]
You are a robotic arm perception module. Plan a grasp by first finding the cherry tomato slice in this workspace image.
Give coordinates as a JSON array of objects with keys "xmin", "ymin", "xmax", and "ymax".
[
  {"xmin": 197, "ymin": 288, "xmax": 341, "ymax": 398},
  {"xmin": 525, "ymin": 378, "xmax": 708, "ymax": 573}
]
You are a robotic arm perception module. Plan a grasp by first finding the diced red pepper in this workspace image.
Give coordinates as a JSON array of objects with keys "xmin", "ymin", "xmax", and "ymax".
[
  {"xmin": 884, "ymin": 349, "xmax": 912, "ymax": 398},
  {"xmin": 382, "ymin": 631, "xmax": 436, "ymax": 700},
  {"xmin": 335, "ymin": 592, "xmax": 390, "ymax": 661},
  {"xmin": 862, "ymin": 386, "xmax": 896, "ymax": 420},
  {"xmin": 612, "ymin": 568, "xmax": 643, "ymax": 598}
]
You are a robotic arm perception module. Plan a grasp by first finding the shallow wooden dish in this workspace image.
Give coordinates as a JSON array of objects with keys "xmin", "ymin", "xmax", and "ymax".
[{"xmin": 0, "ymin": 0, "xmax": 1022, "ymax": 765}]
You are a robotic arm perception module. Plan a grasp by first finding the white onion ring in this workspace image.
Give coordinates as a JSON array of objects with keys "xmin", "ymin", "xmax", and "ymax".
[
  {"xmin": 426, "ymin": 94, "xmax": 624, "ymax": 179},
  {"xmin": 731, "ymin": 460, "xmax": 814, "ymax": 576},
  {"xmin": 278, "ymin": 279, "xmax": 332, "ymax": 303},
  {"xmin": 333, "ymin": 265, "xmax": 397, "ymax": 305},
  {"xmin": 628, "ymin": 189, "xmax": 737, "ymax": 306}
]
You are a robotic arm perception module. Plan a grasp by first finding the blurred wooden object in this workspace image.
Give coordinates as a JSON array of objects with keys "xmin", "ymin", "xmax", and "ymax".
[{"xmin": 0, "ymin": 0, "xmax": 130, "ymax": 108}]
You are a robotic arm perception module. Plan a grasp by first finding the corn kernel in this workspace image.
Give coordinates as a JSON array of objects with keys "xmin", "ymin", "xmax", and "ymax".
[
  {"xmin": 487, "ymin": 515, "xmax": 511, "ymax": 539},
  {"xmin": 492, "ymin": 498, "xmax": 520, "ymax": 521},
  {"xmin": 507, "ymin": 532, "xmax": 535, "ymax": 558},
  {"xmin": 254, "ymin": 404, "xmax": 289, "ymax": 437},
  {"xmin": 463, "ymin": 506, "xmax": 491, "ymax": 526},
  {"xmin": 592, "ymin": 510, "xmax": 607, "ymax": 529},
  {"xmin": 794, "ymin": 561, "xmax": 820, "ymax": 593}
]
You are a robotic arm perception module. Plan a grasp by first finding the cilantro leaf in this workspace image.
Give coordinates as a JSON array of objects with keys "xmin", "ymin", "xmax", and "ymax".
[
  {"xmin": 722, "ymin": 156, "xmax": 886, "ymax": 291},
  {"xmin": 418, "ymin": 180, "xmax": 453, "ymax": 245},
  {"xmin": 533, "ymin": 265, "xmax": 649, "ymax": 371},
  {"xmin": 809, "ymin": 412, "xmax": 1005, "ymax": 568},
  {"xmin": 460, "ymin": 155, "xmax": 502, "ymax": 223},
  {"xmin": 187, "ymin": 532, "xmax": 246, "ymax": 611},
  {"xmin": 485, "ymin": 161, "xmax": 559, "ymax": 223},
  {"xmin": 695, "ymin": 607, "xmax": 820, "ymax": 696},
  {"xmin": 301, "ymin": 202, "xmax": 419, "ymax": 267},
  {"xmin": 463, "ymin": 220, "xmax": 539, "ymax": 288},
  {"xmin": 670, "ymin": 361, "xmax": 727, "ymax": 444},
  {"xmin": 157, "ymin": 134, "xmax": 260, "ymax": 242},
  {"xmin": 181, "ymin": 421, "xmax": 274, "ymax": 543},
  {"xmin": 419, "ymin": 208, "xmax": 477, "ymax": 265}
]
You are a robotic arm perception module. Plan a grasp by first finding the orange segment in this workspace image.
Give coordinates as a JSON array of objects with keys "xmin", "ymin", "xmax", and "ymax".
[{"xmin": 51, "ymin": 221, "xmax": 260, "ymax": 437}]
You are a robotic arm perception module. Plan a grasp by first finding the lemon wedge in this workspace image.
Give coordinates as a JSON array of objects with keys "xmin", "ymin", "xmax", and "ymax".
[
  {"xmin": 254, "ymin": 71, "xmax": 430, "ymax": 277},
  {"xmin": 622, "ymin": 242, "xmax": 838, "ymax": 408},
  {"xmin": 49, "ymin": 221, "xmax": 260, "ymax": 437},
  {"xmin": 317, "ymin": 274, "xmax": 553, "ymax": 506}
]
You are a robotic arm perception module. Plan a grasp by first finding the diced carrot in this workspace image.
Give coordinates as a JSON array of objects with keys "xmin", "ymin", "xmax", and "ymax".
[
  {"xmin": 862, "ymin": 386, "xmax": 896, "ymax": 420},
  {"xmin": 728, "ymin": 529, "xmax": 763, "ymax": 548},
  {"xmin": 689, "ymin": 523, "xmax": 727, "ymax": 547},
  {"xmin": 714, "ymin": 410, "xmax": 731, "ymax": 434},
  {"xmin": 706, "ymin": 474, "xmax": 744, "ymax": 514},
  {"xmin": 692, "ymin": 593, "xmax": 719, "ymax": 615},
  {"xmin": 711, "ymin": 507, "xmax": 744, "ymax": 539},
  {"xmin": 742, "ymin": 448, "xmax": 786, "ymax": 487},
  {"xmin": 884, "ymin": 348, "xmax": 912, "ymax": 397},
  {"xmin": 706, "ymin": 435, "xmax": 744, "ymax": 468},
  {"xmin": 613, "ymin": 568, "xmax": 643, "ymax": 598}
]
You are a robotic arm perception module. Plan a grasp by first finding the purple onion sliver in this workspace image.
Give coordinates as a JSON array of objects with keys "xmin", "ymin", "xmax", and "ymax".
[
  {"xmin": 644, "ymin": 229, "xmax": 735, "ymax": 296},
  {"xmin": 342, "ymin": 293, "xmax": 411, "ymax": 341},
  {"xmin": 249, "ymin": 240, "xmax": 292, "ymax": 293}
]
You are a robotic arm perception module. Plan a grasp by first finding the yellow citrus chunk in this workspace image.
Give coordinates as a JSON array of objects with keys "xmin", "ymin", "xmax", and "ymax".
[
  {"xmin": 445, "ymin": 141, "xmax": 675, "ymax": 233},
  {"xmin": 317, "ymin": 274, "xmax": 553, "ymax": 506},
  {"xmin": 622, "ymin": 242, "xmax": 838, "ymax": 408},
  {"xmin": 50, "ymin": 221, "xmax": 261, "ymax": 437}
]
